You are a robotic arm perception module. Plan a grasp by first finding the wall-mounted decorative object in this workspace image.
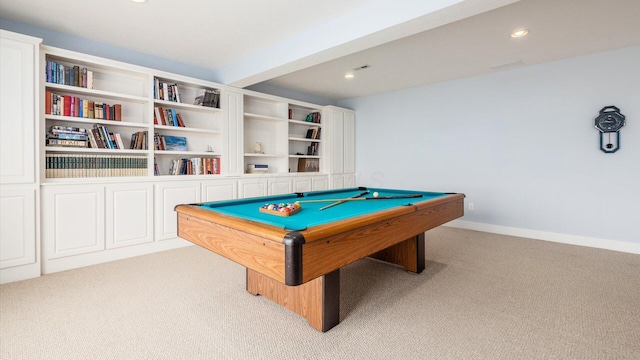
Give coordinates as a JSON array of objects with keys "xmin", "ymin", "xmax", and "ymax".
[{"xmin": 595, "ymin": 106, "xmax": 625, "ymax": 153}]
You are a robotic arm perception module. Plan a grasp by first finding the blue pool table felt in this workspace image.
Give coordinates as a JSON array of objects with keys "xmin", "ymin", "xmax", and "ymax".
[{"xmin": 199, "ymin": 188, "xmax": 448, "ymax": 231}]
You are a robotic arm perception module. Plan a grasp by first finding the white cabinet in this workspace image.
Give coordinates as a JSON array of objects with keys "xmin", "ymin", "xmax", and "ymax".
[
  {"xmin": 222, "ymin": 90, "xmax": 243, "ymax": 176},
  {"xmin": 0, "ymin": 30, "xmax": 42, "ymax": 284},
  {"xmin": 106, "ymin": 183, "xmax": 153, "ymax": 249},
  {"xmin": 238, "ymin": 178, "xmax": 268, "ymax": 198},
  {"xmin": 324, "ymin": 106, "xmax": 356, "ymax": 188},
  {"xmin": 2, "ymin": 33, "xmax": 358, "ymax": 278},
  {"xmin": 202, "ymin": 179, "xmax": 237, "ymax": 202},
  {"xmin": 292, "ymin": 175, "xmax": 329, "ymax": 192},
  {"xmin": 268, "ymin": 177, "xmax": 292, "ymax": 195},
  {"xmin": 154, "ymin": 181, "xmax": 200, "ymax": 240},
  {"xmin": 0, "ymin": 188, "xmax": 38, "ymax": 283},
  {"xmin": 1, "ymin": 31, "xmax": 40, "ymax": 184},
  {"xmin": 293, "ymin": 176, "xmax": 312, "ymax": 193},
  {"xmin": 42, "ymin": 185, "xmax": 106, "ymax": 264}
]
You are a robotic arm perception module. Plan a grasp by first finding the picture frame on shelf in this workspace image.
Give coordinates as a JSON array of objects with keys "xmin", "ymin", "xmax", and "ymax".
[{"xmin": 297, "ymin": 158, "xmax": 319, "ymax": 173}]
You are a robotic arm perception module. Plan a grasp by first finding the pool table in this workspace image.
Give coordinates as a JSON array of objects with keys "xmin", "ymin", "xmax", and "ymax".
[{"xmin": 175, "ymin": 187, "xmax": 464, "ymax": 331}]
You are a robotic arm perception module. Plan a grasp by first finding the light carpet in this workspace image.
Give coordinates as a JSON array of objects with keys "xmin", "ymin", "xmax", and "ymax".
[{"xmin": 1, "ymin": 227, "xmax": 639, "ymax": 359}]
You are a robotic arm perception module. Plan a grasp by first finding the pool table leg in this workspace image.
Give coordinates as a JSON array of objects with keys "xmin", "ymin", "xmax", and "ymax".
[
  {"xmin": 369, "ymin": 232, "xmax": 425, "ymax": 273},
  {"xmin": 246, "ymin": 268, "xmax": 340, "ymax": 332}
]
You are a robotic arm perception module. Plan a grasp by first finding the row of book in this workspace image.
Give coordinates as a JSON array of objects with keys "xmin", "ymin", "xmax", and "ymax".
[
  {"xmin": 154, "ymin": 78, "xmax": 181, "ymax": 102},
  {"xmin": 154, "ymin": 106, "xmax": 185, "ymax": 127},
  {"xmin": 45, "ymin": 60, "xmax": 94, "ymax": 89},
  {"xmin": 153, "ymin": 133, "xmax": 187, "ymax": 151},
  {"xmin": 45, "ymin": 154, "xmax": 147, "ymax": 178},
  {"xmin": 46, "ymin": 91, "xmax": 122, "ymax": 120},
  {"xmin": 305, "ymin": 111, "xmax": 321, "ymax": 123},
  {"xmin": 46, "ymin": 125, "xmax": 128, "ymax": 150},
  {"xmin": 130, "ymin": 131, "xmax": 149, "ymax": 150},
  {"xmin": 166, "ymin": 157, "xmax": 220, "ymax": 175},
  {"xmin": 307, "ymin": 142, "xmax": 320, "ymax": 156}
]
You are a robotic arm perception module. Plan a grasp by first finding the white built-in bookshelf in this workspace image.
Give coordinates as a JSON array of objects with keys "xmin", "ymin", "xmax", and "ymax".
[
  {"xmin": 0, "ymin": 34, "xmax": 354, "ymax": 282},
  {"xmin": 242, "ymin": 91, "xmax": 324, "ymax": 175}
]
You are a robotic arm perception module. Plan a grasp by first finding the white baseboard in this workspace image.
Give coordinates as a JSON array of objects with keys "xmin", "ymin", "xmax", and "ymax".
[{"xmin": 445, "ymin": 220, "xmax": 640, "ymax": 255}]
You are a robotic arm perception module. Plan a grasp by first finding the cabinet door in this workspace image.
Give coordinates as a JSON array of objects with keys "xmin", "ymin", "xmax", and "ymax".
[
  {"xmin": 293, "ymin": 177, "xmax": 312, "ymax": 193},
  {"xmin": 42, "ymin": 185, "xmax": 105, "ymax": 260},
  {"xmin": 223, "ymin": 91, "xmax": 243, "ymax": 175},
  {"xmin": 155, "ymin": 182, "xmax": 200, "ymax": 241},
  {"xmin": 202, "ymin": 179, "xmax": 237, "ymax": 202},
  {"xmin": 106, "ymin": 183, "xmax": 153, "ymax": 249},
  {"xmin": 330, "ymin": 109, "xmax": 345, "ymax": 174},
  {"xmin": 269, "ymin": 177, "xmax": 292, "ymax": 195},
  {"xmin": 238, "ymin": 178, "xmax": 268, "ymax": 199},
  {"xmin": 0, "ymin": 32, "xmax": 39, "ymax": 184},
  {"xmin": 331, "ymin": 175, "xmax": 345, "ymax": 190},
  {"xmin": 0, "ymin": 188, "xmax": 37, "ymax": 283},
  {"xmin": 343, "ymin": 174, "xmax": 356, "ymax": 188},
  {"xmin": 343, "ymin": 110, "xmax": 356, "ymax": 174},
  {"xmin": 312, "ymin": 176, "xmax": 329, "ymax": 191}
]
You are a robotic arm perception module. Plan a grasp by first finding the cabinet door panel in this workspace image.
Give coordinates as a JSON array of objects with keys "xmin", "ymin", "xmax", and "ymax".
[
  {"xmin": 0, "ymin": 189, "xmax": 36, "ymax": 269},
  {"xmin": 331, "ymin": 176, "xmax": 345, "ymax": 190},
  {"xmin": 0, "ymin": 35, "xmax": 36, "ymax": 184},
  {"xmin": 202, "ymin": 180, "xmax": 237, "ymax": 202},
  {"xmin": 312, "ymin": 176, "xmax": 329, "ymax": 191},
  {"xmin": 42, "ymin": 186, "xmax": 105, "ymax": 259},
  {"xmin": 344, "ymin": 174, "xmax": 356, "ymax": 188},
  {"xmin": 238, "ymin": 179, "xmax": 268, "ymax": 199},
  {"xmin": 343, "ymin": 111, "xmax": 356, "ymax": 174},
  {"xmin": 293, "ymin": 177, "xmax": 312, "ymax": 193},
  {"xmin": 155, "ymin": 182, "xmax": 200, "ymax": 240},
  {"xmin": 106, "ymin": 184, "xmax": 153, "ymax": 249},
  {"xmin": 269, "ymin": 178, "xmax": 292, "ymax": 195},
  {"xmin": 331, "ymin": 110, "xmax": 344, "ymax": 174}
]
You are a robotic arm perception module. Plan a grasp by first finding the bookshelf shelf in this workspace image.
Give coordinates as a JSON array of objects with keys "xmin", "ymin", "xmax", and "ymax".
[
  {"xmin": 288, "ymin": 137, "xmax": 323, "ymax": 142},
  {"xmin": 156, "ymin": 150, "xmax": 221, "ymax": 156},
  {"xmin": 44, "ymin": 146, "xmax": 148, "ymax": 154},
  {"xmin": 45, "ymin": 83, "xmax": 149, "ymax": 103},
  {"xmin": 153, "ymin": 99, "xmax": 222, "ymax": 113},
  {"xmin": 244, "ymin": 112, "xmax": 286, "ymax": 122},
  {"xmin": 45, "ymin": 115, "xmax": 148, "ymax": 129},
  {"xmin": 288, "ymin": 119, "xmax": 323, "ymax": 127},
  {"xmin": 153, "ymin": 125, "xmax": 221, "ymax": 134}
]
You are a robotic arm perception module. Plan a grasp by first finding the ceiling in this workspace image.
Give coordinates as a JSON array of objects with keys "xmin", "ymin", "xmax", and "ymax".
[{"xmin": 1, "ymin": 0, "xmax": 639, "ymax": 102}]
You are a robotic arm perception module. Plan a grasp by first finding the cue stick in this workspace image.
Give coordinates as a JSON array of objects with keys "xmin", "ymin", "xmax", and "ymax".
[
  {"xmin": 319, "ymin": 190, "xmax": 370, "ymax": 211},
  {"xmin": 297, "ymin": 194, "xmax": 423, "ymax": 204}
]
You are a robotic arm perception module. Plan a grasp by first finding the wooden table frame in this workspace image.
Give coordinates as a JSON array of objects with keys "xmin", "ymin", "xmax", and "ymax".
[{"xmin": 176, "ymin": 193, "xmax": 464, "ymax": 331}]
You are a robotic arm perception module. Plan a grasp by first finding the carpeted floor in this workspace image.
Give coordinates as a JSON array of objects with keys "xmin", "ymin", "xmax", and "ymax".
[{"xmin": 1, "ymin": 227, "xmax": 639, "ymax": 359}]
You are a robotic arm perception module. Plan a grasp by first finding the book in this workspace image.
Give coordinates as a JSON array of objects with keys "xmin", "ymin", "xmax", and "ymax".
[
  {"xmin": 114, "ymin": 104, "xmax": 122, "ymax": 121},
  {"xmin": 114, "ymin": 133, "xmax": 125, "ymax": 149},
  {"xmin": 51, "ymin": 125, "xmax": 87, "ymax": 134},
  {"xmin": 47, "ymin": 133, "xmax": 89, "ymax": 141},
  {"xmin": 46, "ymin": 139, "xmax": 89, "ymax": 148}
]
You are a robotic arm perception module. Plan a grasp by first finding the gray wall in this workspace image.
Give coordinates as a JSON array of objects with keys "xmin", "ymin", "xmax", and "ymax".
[{"xmin": 340, "ymin": 45, "xmax": 640, "ymax": 247}]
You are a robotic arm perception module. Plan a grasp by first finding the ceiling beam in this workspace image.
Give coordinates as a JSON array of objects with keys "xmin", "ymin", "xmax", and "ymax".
[{"xmin": 213, "ymin": 0, "xmax": 520, "ymax": 88}]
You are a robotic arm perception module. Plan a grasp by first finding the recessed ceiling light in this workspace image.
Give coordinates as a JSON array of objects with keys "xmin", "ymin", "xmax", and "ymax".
[
  {"xmin": 510, "ymin": 29, "xmax": 529, "ymax": 38},
  {"xmin": 131, "ymin": 0, "xmax": 147, "ymax": 3},
  {"xmin": 344, "ymin": 73, "xmax": 355, "ymax": 79}
]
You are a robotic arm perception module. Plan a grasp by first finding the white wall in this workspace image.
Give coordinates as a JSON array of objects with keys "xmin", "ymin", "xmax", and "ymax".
[{"xmin": 340, "ymin": 45, "xmax": 640, "ymax": 249}]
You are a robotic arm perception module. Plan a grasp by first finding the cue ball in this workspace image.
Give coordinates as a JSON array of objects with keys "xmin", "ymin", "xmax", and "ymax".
[{"xmin": 373, "ymin": 192, "xmax": 379, "ymax": 198}]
